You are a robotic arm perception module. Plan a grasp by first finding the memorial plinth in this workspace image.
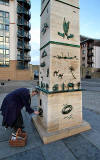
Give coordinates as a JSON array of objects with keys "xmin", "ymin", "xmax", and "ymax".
[{"xmin": 32, "ymin": 0, "xmax": 91, "ymax": 144}]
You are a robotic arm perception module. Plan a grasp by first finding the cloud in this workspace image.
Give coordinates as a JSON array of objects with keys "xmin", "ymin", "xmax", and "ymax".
[
  {"xmin": 30, "ymin": 28, "xmax": 40, "ymax": 65},
  {"xmin": 31, "ymin": 50, "xmax": 40, "ymax": 65},
  {"xmin": 30, "ymin": 28, "xmax": 40, "ymax": 44}
]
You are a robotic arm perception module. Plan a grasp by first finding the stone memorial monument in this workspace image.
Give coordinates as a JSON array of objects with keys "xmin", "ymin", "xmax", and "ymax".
[{"xmin": 33, "ymin": 0, "xmax": 91, "ymax": 144}]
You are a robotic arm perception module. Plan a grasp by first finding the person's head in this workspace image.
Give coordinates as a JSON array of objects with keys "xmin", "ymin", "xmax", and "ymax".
[{"xmin": 30, "ymin": 89, "xmax": 39, "ymax": 97}]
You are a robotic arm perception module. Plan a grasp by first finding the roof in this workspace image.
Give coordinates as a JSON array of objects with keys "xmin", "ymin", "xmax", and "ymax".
[{"xmin": 80, "ymin": 35, "xmax": 100, "ymax": 46}]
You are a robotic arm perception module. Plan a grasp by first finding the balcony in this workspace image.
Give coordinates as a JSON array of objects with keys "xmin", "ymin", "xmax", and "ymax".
[
  {"xmin": 87, "ymin": 60, "xmax": 94, "ymax": 64},
  {"xmin": 27, "ymin": 1, "xmax": 31, "ymax": 9},
  {"xmin": 24, "ymin": 55, "xmax": 31, "ymax": 61},
  {"xmin": 17, "ymin": 0, "xmax": 26, "ymax": 2},
  {"xmin": 17, "ymin": 0, "xmax": 31, "ymax": 9},
  {"xmin": 17, "ymin": 54, "xmax": 31, "ymax": 61},
  {"xmin": 17, "ymin": 20, "xmax": 31, "ymax": 30},
  {"xmin": 17, "ymin": 42, "xmax": 24, "ymax": 50},
  {"xmin": 17, "ymin": 30, "xmax": 24, "ymax": 38},
  {"xmin": 17, "ymin": 6, "xmax": 31, "ymax": 19},
  {"xmin": 82, "ymin": 57, "xmax": 85, "ymax": 60},
  {"xmin": 17, "ymin": 65, "xmax": 29, "ymax": 70},
  {"xmin": 17, "ymin": 54, "xmax": 24, "ymax": 60},
  {"xmin": 24, "ymin": 44, "xmax": 31, "ymax": 51},
  {"xmin": 24, "ymin": 33, "xmax": 31, "ymax": 41},
  {"xmin": 24, "ymin": 22, "xmax": 31, "ymax": 30},
  {"xmin": 87, "ymin": 46, "xmax": 93, "ymax": 50},
  {"xmin": 17, "ymin": 30, "xmax": 31, "ymax": 41},
  {"xmin": 87, "ymin": 53, "xmax": 94, "ymax": 57}
]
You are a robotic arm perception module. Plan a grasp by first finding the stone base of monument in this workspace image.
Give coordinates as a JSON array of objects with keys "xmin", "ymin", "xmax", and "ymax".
[{"xmin": 32, "ymin": 117, "xmax": 91, "ymax": 144}]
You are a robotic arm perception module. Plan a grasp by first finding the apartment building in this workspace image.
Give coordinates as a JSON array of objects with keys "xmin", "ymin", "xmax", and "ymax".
[
  {"xmin": 80, "ymin": 35, "xmax": 100, "ymax": 68},
  {"xmin": 0, "ymin": 0, "xmax": 31, "ymax": 80}
]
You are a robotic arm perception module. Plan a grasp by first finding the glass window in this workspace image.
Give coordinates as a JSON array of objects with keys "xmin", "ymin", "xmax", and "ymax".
[
  {"xmin": 0, "ymin": 44, "xmax": 4, "ymax": 48},
  {"xmin": 0, "ymin": 17, "xmax": 3, "ymax": 23},
  {"xmin": 0, "ymin": 49, "xmax": 3, "ymax": 54},
  {"xmin": 0, "ymin": 36, "xmax": 3, "ymax": 42},
  {"xmin": 5, "ymin": 49, "xmax": 9, "ymax": 55},
  {"xmin": 5, "ymin": 25, "xmax": 9, "ymax": 31},
  {"xmin": 5, "ymin": 0, "xmax": 9, "ymax": 5},
  {"xmin": 0, "ymin": 30, "xmax": 3, "ymax": 36},
  {"xmin": 5, "ymin": 61, "xmax": 9, "ymax": 65},
  {"xmin": 5, "ymin": 12, "xmax": 9, "ymax": 18},
  {"xmin": 5, "ymin": 57, "xmax": 9, "ymax": 61},
  {"xmin": 0, "ymin": 11, "xmax": 9, "ymax": 66},
  {"xmin": 0, "ymin": 0, "xmax": 9, "ymax": 6},
  {"xmin": 0, "ymin": 0, "xmax": 3, "ymax": 5},
  {"xmin": 0, "ymin": 24, "xmax": 4, "ymax": 30},
  {"xmin": 5, "ymin": 37, "xmax": 9, "ymax": 43},
  {"xmin": 5, "ymin": 18, "xmax": 9, "ymax": 24},
  {"xmin": 0, "ymin": 61, "xmax": 3, "ymax": 65},
  {"xmin": 82, "ymin": 50, "xmax": 86, "ymax": 54},
  {"xmin": 0, "ymin": 11, "xmax": 4, "ymax": 17},
  {"xmin": 5, "ymin": 31, "xmax": 9, "ymax": 36}
]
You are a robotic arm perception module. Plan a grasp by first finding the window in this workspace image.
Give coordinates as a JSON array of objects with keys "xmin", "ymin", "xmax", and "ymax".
[
  {"xmin": 0, "ymin": 49, "xmax": 3, "ymax": 54},
  {"xmin": 0, "ymin": 11, "xmax": 3, "ymax": 17},
  {"xmin": 5, "ymin": 49, "xmax": 9, "ymax": 55},
  {"xmin": 5, "ymin": 37, "xmax": 9, "ymax": 43},
  {"xmin": 0, "ymin": 36, "xmax": 3, "ymax": 42},
  {"xmin": 5, "ymin": 25, "xmax": 9, "ymax": 31},
  {"xmin": 0, "ymin": 0, "xmax": 9, "ymax": 6},
  {"xmin": 5, "ymin": 61, "xmax": 9, "ymax": 65},
  {"xmin": 0, "ymin": 11, "xmax": 9, "ymax": 66},
  {"xmin": 0, "ymin": 24, "xmax": 4, "ymax": 30},
  {"xmin": 0, "ymin": 30, "xmax": 3, "ymax": 36},
  {"xmin": 82, "ymin": 50, "xmax": 86, "ymax": 54},
  {"xmin": 5, "ymin": 18, "xmax": 9, "ymax": 24},
  {"xmin": 5, "ymin": 12, "xmax": 9, "ymax": 18},
  {"xmin": 84, "ymin": 43, "xmax": 86, "ymax": 47},
  {"xmin": 0, "ymin": 17, "xmax": 3, "ymax": 23}
]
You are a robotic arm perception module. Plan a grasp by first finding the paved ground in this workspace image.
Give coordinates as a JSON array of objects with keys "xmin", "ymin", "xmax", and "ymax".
[{"xmin": 0, "ymin": 79, "xmax": 100, "ymax": 160}]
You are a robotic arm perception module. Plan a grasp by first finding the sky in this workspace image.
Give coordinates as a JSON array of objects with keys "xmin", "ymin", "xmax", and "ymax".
[{"xmin": 30, "ymin": 0, "xmax": 100, "ymax": 65}]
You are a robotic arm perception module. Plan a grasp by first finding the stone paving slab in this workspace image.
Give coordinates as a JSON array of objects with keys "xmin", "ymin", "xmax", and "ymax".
[
  {"xmin": 2, "ymin": 147, "xmax": 45, "ymax": 160},
  {"xmin": 0, "ymin": 115, "xmax": 3, "ymax": 126},
  {"xmin": 0, "ymin": 81, "xmax": 37, "ymax": 94},
  {"xmin": 82, "ymin": 91, "xmax": 100, "ymax": 113},
  {"xmin": 41, "ymin": 141, "xmax": 77, "ymax": 160},
  {"xmin": 83, "ymin": 109, "xmax": 100, "ymax": 132},
  {"xmin": 63, "ymin": 134, "xmax": 100, "ymax": 160},
  {"xmin": 0, "ymin": 127, "xmax": 12, "ymax": 142},
  {"xmin": 81, "ymin": 130, "xmax": 100, "ymax": 150},
  {"xmin": 0, "ymin": 132, "xmax": 42, "ymax": 160}
]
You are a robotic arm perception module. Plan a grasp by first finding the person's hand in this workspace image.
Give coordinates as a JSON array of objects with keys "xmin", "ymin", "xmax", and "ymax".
[{"xmin": 34, "ymin": 111, "xmax": 39, "ymax": 115}]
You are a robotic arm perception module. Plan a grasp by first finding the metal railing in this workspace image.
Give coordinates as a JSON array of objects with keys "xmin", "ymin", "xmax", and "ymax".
[{"xmin": 17, "ymin": 54, "xmax": 31, "ymax": 61}]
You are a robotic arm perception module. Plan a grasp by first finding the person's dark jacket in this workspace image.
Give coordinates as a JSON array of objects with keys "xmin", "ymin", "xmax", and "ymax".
[{"xmin": 0, "ymin": 88, "xmax": 34, "ymax": 127}]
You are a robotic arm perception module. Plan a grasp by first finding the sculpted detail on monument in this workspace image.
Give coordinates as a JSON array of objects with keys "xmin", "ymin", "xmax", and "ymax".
[
  {"xmin": 53, "ymin": 52, "xmax": 78, "ymax": 60},
  {"xmin": 40, "ymin": 61, "xmax": 46, "ymax": 67},
  {"xmin": 58, "ymin": 18, "xmax": 74, "ymax": 39},
  {"xmin": 69, "ymin": 66, "xmax": 76, "ymax": 79},
  {"xmin": 62, "ymin": 104, "xmax": 73, "ymax": 115},
  {"xmin": 41, "ymin": 23, "xmax": 48, "ymax": 35},
  {"xmin": 41, "ymin": 50, "xmax": 47, "ymax": 58}
]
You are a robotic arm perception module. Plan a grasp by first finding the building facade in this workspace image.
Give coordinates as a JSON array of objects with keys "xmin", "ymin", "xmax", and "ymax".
[
  {"xmin": 80, "ymin": 35, "xmax": 100, "ymax": 68},
  {"xmin": 0, "ymin": 0, "xmax": 31, "ymax": 80}
]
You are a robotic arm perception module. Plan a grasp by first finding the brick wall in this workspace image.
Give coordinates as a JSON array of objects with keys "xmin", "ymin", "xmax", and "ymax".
[{"xmin": 0, "ymin": 61, "xmax": 32, "ymax": 80}]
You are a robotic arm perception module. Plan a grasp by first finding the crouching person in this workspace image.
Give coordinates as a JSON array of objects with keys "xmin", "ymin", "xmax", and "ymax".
[{"xmin": 0, "ymin": 88, "xmax": 39, "ymax": 132}]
